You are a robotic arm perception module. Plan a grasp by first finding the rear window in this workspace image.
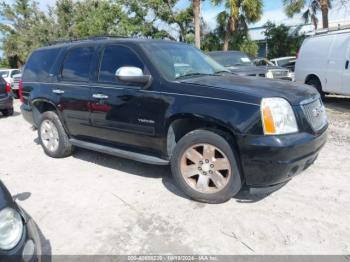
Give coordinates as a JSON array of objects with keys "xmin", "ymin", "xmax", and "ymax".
[
  {"xmin": 0, "ymin": 70, "xmax": 9, "ymax": 78},
  {"xmin": 61, "ymin": 46, "xmax": 94, "ymax": 82},
  {"xmin": 23, "ymin": 48, "xmax": 60, "ymax": 82}
]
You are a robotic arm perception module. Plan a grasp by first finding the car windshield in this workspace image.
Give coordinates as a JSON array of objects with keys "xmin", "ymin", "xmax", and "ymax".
[
  {"xmin": 275, "ymin": 58, "xmax": 295, "ymax": 67},
  {"xmin": 0, "ymin": 70, "xmax": 9, "ymax": 78},
  {"xmin": 142, "ymin": 42, "xmax": 229, "ymax": 81},
  {"xmin": 209, "ymin": 52, "xmax": 253, "ymax": 67}
]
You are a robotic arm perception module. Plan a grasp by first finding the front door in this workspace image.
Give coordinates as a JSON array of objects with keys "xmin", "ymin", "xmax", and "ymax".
[
  {"xmin": 89, "ymin": 44, "xmax": 162, "ymax": 154},
  {"xmin": 341, "ymin": 43, "xmax": 350, "ymax": 95}
]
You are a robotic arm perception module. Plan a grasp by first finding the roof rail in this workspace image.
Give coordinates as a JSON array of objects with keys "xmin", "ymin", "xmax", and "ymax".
[
  {"xmin": 315, "ymin": 24, "xmax": 350, "ymax": 35},
  {"xmin": 45, "ymin": 35, "xmax": 129, "ymax": 46}
]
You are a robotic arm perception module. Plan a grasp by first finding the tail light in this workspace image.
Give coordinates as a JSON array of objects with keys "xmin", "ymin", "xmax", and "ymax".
[
  {"xmin": 5, "ymin": 82, "xmax": 11, "ymax": 93},
  {"xmin": 19, "ymin": 80, "xmax": 24, "ymax": 103}
]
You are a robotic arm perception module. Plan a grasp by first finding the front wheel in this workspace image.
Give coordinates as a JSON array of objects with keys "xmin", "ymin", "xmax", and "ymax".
[
  {"xmin": 306, "ymin": 77, "xmax": 325, "ymax": 100},
  {"xmin": 171, "ymin": 129, "xmax": 242, "ymax": 204},
  {"xmin": 38, "ymin": 111, "xmax": 74, "ymax": 158}
]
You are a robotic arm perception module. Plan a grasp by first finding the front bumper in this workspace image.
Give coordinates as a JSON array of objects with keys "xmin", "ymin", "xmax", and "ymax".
[
  {"xmin": 237, "ymin": 128, "xmax": 327, "ymax": 187},
  {"xmin": 0, "ymin": 95, "xmax": 13, "ymax": 110},
  {"xmin": 0, "ymin": 211, "xmax": 42, "ymax": 262}
]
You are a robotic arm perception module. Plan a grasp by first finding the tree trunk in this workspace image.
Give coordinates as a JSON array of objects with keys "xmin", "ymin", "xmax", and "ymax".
[
  {"xmin": 320, "ymin": 0, "xmax": 329, "ymax": 28},
  {"xmin": 223, "ymin": 16, "xmax": 235, "ymax": 51},
  {"xmin": 193, "ymin": 0, "xmax": 201, "ymax": 49}
]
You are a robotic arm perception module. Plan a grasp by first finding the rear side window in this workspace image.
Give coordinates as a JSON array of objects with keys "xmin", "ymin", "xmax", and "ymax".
[
  {"xmin": 61, "ymin": 46, "xmax": 94, "ymax": 82},
  {"xmin": 99, "ymin": 45, "xmax": 144, "ymax": 83},
  {"xmin": 23, "ymin": 48, "xmax": 60, "ymax": 82}
]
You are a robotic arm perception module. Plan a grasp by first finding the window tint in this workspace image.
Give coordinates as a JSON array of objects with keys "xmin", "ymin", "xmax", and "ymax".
[
  {"xmin": 23, "ymin": 48, "xmax": 60, "ymax": 82},
  {"xmin": 62, "ymin": 47, "xmax": 94, "ymax": 82},
  {"xmin": 0, "ymin": 70, "xmax": 9, "ymax": 78},
  {"xmin": 99, "ymin": 45, "xmax": 144, "ymax": 83},
  {"xmin": 11, "ymin": 70, "xmax": 20, "ymax": 77}
]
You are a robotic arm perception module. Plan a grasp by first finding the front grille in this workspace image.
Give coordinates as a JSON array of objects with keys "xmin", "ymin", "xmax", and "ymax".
[
  {"xmin": 271, "ymin": 70, "xmax": 289, "ymax": 78},
  {"xmin": 301, "ymin": 98, "xmax": 327, "ymax": 131}
]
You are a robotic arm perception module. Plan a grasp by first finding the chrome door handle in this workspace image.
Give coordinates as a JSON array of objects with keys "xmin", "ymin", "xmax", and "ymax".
[
  {"xmin": 92, "ymin": 94, "xmax": 109, "ymax": 99},
  {"xmin": 52, "ymin": 89, "xmax": 64, "ymax": 94}
]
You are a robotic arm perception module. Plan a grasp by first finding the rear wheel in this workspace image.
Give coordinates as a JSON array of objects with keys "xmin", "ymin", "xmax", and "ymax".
[
  {"xmin": 171, "ymin": 129, "xmax": 242, "ymax": 204},
  {"xmin": 38, "ymin": 111, "xmax": 74, "ymax": 158},
  {"xmin": 1, "ymin": 108, "xmax": 14, "ymax": 116},
  {"xmin": 306, "ymin": 77, "xmax": 325, "ymax": 100}
]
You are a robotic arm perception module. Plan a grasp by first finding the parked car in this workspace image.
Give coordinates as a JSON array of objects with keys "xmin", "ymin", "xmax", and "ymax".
[
  {"xmin": 21, "ymin": 38, "xmax": 328, "ymax": 203},
  {"xmin": 295, "ymin": 29, "xmax": 350, "ymax": 98},
  {"xmin": 208, "ymin": 51, "xmax": 291, "ymax": 80},
  {"xmin": 11, "ymin": 73, "xmax": 22, "ymax": 99},
  {"xmin": 0, "ymin": 69, "xmax": 21, "ymax": 87},
  {"xmin": 0, "ymin": 180, "xmax": 41, "ymax": 262},
  {"xmin": 0, "ymin": 76, "xmax": 14, "ymax": 116},
  {"xmin": 271, "ymin": 57, "xmax": 296, "ymax": 81}
]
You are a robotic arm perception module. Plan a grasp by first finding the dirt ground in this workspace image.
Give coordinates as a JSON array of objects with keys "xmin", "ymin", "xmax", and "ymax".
[{"xmin": 0, "ymin": 97, "xmax": 349, "ymax": 255}]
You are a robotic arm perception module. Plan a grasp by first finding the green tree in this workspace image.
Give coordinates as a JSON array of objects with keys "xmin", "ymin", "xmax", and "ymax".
[
  {"xmin": 212, "ymin": 0, "xmax": 263, "ymax": 51},
  {"xmin": 0, "ymin": 0, "xmax": 49, "ymax": 66},
  {"xmin": 238, "ymin": 38, "xmax": 258, "ymax": 56},
  {"xmin": 283, "ymin": 0, "xmax": 331, "ymax": 29},
  {"xmin": 264, "ymin": 22, "xmax": 305, "ymax": 59}
]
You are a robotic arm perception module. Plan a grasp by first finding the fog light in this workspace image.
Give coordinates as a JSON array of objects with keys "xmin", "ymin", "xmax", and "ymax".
[{"xmin": 22, "ymin": 239, "xmax": 35, "ymax": 262}]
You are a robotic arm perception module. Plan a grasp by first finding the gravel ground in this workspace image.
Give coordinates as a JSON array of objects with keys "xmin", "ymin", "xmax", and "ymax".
[{"xmin": 0, "ymin": 97, "xmax": 349, "ymax": 255}]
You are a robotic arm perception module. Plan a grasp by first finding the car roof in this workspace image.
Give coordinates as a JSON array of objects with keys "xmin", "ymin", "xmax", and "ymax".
[{"xmin": 36, "ymin": 38, "xmax": 188, "ymax": 52}]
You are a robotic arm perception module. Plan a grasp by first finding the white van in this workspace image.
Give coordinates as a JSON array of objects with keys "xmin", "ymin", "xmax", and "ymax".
[{"xmin": 295, "ymin": 29, "xmax": 350, "ymax": 98}]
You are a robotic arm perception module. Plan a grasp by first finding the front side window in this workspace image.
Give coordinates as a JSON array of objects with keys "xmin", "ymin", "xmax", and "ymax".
[
  {"xmin": 99, "ymin": 45, "xmax": 144, "ymax": 83},
  {"xmin": 62, "ymin": 46, "xmax": 94, "ymax": 82}
]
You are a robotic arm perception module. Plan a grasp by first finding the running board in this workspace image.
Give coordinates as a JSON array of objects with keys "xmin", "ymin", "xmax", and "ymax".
[{"xmin": 70, "ymin": 139, "xmax": 169, "ymax": 165}]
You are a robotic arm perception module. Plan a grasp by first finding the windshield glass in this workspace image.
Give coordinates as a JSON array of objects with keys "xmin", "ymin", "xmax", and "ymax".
[
  {"xmin": 142, "ymin": 42, "xmax": 228, "ymax": 81},
  {"xmin": 208, "ymin": 52, "xmax": 253, "ymax": 67},
  {"xmin": 275, "ymin": 58, "xmax": 295, "ymax": 67},
  {"xmin": 0, "ymin": 70, "xmax": 9, "ymax": 78}
]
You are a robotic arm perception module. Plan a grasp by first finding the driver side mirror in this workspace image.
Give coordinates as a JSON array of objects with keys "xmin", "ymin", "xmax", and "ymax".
[{"xmin": 115, "ymin": 67, "xmax": 152, "ymax": 87}]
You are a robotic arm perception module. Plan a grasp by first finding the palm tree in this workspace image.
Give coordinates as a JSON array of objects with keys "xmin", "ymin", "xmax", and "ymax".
[
  {"xmin": 283, "ymin": 0, "xmax": 331, "ymax": 29},
  {"xmin": 212, "ymin": 0, "xmax": 263, "ymax": 51},
  {"xmin": 193, "ymin": 0, "xmax": 201, "ymax": 48}
]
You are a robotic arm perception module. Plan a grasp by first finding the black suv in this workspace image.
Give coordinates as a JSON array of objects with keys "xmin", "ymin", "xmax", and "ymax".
[{"xmin": 21, "ymin": 38, "xmax": 328, "ymax": 203}]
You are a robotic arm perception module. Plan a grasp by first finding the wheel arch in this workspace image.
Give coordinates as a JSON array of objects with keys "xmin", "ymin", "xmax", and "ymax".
[
  {"xmin": 31, "ymin": 98, "xmax": 68, "ymax": 132},
  {"xmin": 305, "ymin": 74, "xmax": 322, "ymax": 87}
]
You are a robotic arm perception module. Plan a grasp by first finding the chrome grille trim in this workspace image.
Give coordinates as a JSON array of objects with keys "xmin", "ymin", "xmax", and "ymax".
[{"xmin": 301, "ymin": 98, "xmax": 327, "ymax": 131}]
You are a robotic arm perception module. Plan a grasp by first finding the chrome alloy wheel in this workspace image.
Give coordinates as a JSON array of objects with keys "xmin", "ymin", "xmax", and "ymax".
[
  {"xmin": 180, "ymin": 144, "xmax": 232, "ymax": 194},
  {"xmin": 40, "ymin": 120, "xmax": 59, "ymax": 152}
]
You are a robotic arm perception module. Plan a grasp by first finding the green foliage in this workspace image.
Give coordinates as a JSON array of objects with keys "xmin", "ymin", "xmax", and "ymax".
[
  {"xmin": 264, "ymin": 22, "xmax": 305, "ymax": 59},
  {"xmin": 0, "ymin": 0, "xmax": 194, "ymax": 64},
  {"xmin": 238, "ymin": 38, "xmax": 258, "ymax": 57}
]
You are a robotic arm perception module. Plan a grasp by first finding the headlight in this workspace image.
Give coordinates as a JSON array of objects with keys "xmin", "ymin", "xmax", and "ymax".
[
  {"xmin": 261, "ymin": 97, "xmax": 298, "ymax": 135},
  {"xmin": 266, "ymin": 70, "xmax": 274, "ymax": 79},
  {"xmin": 0, "ymin": 208, "xmax": 24, "ymax": 250}
]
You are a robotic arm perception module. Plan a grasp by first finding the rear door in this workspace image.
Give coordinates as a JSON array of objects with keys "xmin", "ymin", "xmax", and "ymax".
[{"xmin": 52, "ymin": 45, "xmax": 96, "ymax": 139}]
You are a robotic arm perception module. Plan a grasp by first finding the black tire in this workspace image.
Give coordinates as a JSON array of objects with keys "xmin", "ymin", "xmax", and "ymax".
[
  {"xmin": 306, "ymin": 77, "xmax": 325, "ymax": 100},
  {"xmin": 2, "ymin": 108, "xmax": 14, "ymax": 116},
  {"xmin": 13, "ymin": 90, "xmax": 19, "ymax": 99},
  {"xmin": 38, "ymin": 111, "xmax": 74, "ymax": 158},
  {"xmin": 171, "ymin": 129, "xmax": 242, "ymax": 204}
]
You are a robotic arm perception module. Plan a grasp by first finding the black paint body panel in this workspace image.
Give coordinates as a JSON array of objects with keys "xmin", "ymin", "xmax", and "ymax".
[{"xmin": 20, "ymin": 39, "xmax": 327, "ymax": 188}]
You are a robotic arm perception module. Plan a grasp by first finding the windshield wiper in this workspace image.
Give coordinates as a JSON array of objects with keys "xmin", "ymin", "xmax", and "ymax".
[{"xmin": 176, "ymin": 73, "xmax": 214, "ymax": 80}]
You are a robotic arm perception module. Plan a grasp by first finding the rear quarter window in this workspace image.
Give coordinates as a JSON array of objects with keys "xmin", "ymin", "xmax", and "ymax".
[{"xmin": 23, "ymin": 48, "xmax": 61, "ymax": 82}]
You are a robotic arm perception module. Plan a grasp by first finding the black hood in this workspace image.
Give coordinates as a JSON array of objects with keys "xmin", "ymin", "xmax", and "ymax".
[
  {"xmin": 0, "ymin": 180, "xmax": 15, "ymax": 210},
  {"xmin": 181, "ymin": 74, "xmax": 319, "ymax": 106}
]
